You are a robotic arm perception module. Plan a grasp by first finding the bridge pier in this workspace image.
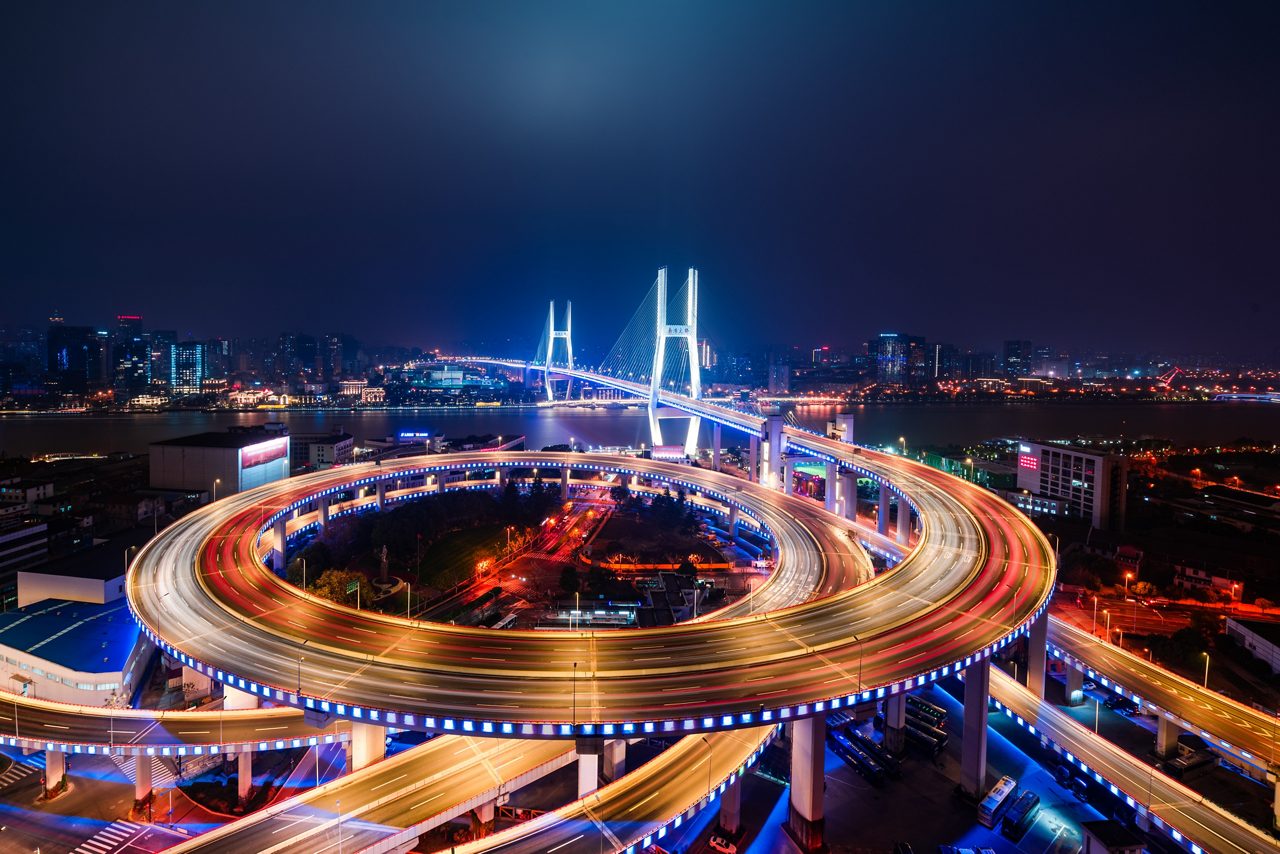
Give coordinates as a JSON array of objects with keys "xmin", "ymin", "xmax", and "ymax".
[
  {"xmin": 961, "ymin": 658, "xmax": 991, "ymax": 799},
  {"xmin": 748, "ymin": 435, "xmax": 759, "ymax": 482},
  {"xmin": 712, "ymin": 423, "xmax": 722, "ymax": 471},
  {"xmin": 472, "ymin": 799, "xmax": 496, "ymax": 838},
  {"xmin": 44, "ymin": 749, "xmax": 65, "ymax": 796},
  {"xmin": 348, "ymin": 722, "xmax": 387, "ymax": 771},
  {"xmin": 560, "ymin": 468, "xmax": 570, "ymax": 501},
  {"xmin": 884, "ymin": 694, "xmax": 907, "ymax": 755},
  {"xmin": 785, "ymin": 715, "xmax": 827, "ymax": 852},
  {"xmin": 317, "ymin": 495, "xmax": 330, "ymax": 529},
  {"xmin": 223, "ymin": 685, "xmax": 259, "ymax": 710},
  {"xmin": 838, "ymin": 471, "xmax": 856, "ymax": 521},
  {"xmin": 764, "ymin": 416, "xmax": 785, "ymax": 489},
  {"xmin": 1155, "ymin": 715, "xmax": 1180, "ymax": 759},
  {"xmin": 1065, "ymin": 665, "xmax": 1084, "ymax": 706},
  {"xmin": 824, "ymin": 462, "xmax": 838, "ymax": 513},
  {"xmin": 720, "ymin": 776, "xmax": 742, "ymax": 835},
  {"xmin": 135, "ymin": 754, "xmax": 153, "ymax": 802},
  {"xmin": 576, "ymin": 738, "xmax": 601, "ymax": 797},
  {"xmin": 1027, "ymin": 611, "xmax": 1048, "ymax": 699},
  {"xmin": 603, "ymin": 738, "xmax": 627, "ymax": 782},
  {"xmin": 272, "ymin": 518, "xmax": 287, "ymax": 572},
  {"xmin": 895, "ymin": 499, "xmax": 911, "ymax": 546},
  {"xmin": 376, "ymin": 479, "xmax": 386, "ymax": 510},
  {"xmin": 727, "ymin": 504, "xmax": 739, "ymax": 535},
  {"xmin": 877, "ymin": 483, "xmax": 890, "ymax": 536},
  {"xmin": 237, "ymin": 751, "xmax": 252, "ymax": 803},
  {"xmin": 783, "ymin": 459, "xmax": 795, "ymax": 497}
]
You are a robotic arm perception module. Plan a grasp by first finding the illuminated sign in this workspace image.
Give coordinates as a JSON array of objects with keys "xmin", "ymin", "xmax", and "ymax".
[
  {"xmin": 1018, "ymin": 454, "xmax": 1039, "ymax": 472},
  {"xmin": 240, "ymin": 437, "xmax": 288, "ymax": 469},
  {"xmin": 1018, "ymin": 444, "xmax": 1031, "ymax": 453}
]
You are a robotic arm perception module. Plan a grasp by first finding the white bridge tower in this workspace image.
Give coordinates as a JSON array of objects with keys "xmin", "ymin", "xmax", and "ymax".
[
  {"xmin": 648, "ymin": 267, "xmax": 702, "ymax": 456},
  {"xmin": 544, "ymin": 300, "xmax": 574, "ymax": 401}
]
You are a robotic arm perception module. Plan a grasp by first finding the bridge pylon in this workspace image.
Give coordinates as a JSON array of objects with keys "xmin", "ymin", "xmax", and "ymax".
[
  {"xmin": 542, "ymin": 300, "xmax": 574, "ymax": 401},
  {"xmin": 648, "ymin": 267, "xmax": 702, "ymax": 456}
]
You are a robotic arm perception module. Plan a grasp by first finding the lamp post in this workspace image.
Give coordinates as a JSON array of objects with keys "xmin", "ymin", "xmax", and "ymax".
[
  {"xmin": 300, "ymin": 557, "xmax": 307, "ymax": 590},
  {"xmin": 1091, "ymin": 595, "xmax": 1098, "ymax": 635},
  {"xmin": 1124, "ymin": 572, "xmax": 1133, "ymax": 598},
  {"xmin": 699, "ymin": 735, "xmax": 713, "ymax": 806},
  {"xmin": 898, "ymin": 436, "xmax": 907, "ymax": 456},
  {"xmin": 297, "ymin": 656, "xmax": 304, "ymax": 696},
  {"xmin": 964, "ymin": 457, "xmax": 974, "ymax": 481},
  {"xmin": 124, "ymin": 545, "xmax": 139, "ymax": 575},
  {"xmin": 212, "ymin": 478, "xmax": 221, "ymax": 502},
  {"xmin": 1104, "ymin": 609, "xmax": 1111, "ymax": 642},
  {"xmin": 1202, "ymin": 652, "xmax": 1211, "ymax": 689}
]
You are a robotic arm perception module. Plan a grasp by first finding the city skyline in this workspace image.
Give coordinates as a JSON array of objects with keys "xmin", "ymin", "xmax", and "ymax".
[{"xmin": 4, "ymin": 3, "xmax": 1279, "ymax": 357}]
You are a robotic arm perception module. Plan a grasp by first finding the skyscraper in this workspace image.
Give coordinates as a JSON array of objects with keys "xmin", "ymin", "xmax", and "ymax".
[
  {"xmin": 868, "ymin": 333, "xmax": 925, "ymax": 386},
  {"xmin": 46, "ymin": 325, "xmax": 100, "ymax": 395},
  {"xmin": 170, "ymin": 342, "xmax": 206, "ymax": 395},
  {"xmin": 1003, "ymin": 340, "xmax": 1033, "ymax": 378}
]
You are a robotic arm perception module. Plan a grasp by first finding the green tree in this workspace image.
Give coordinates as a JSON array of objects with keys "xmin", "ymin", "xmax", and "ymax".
[{"xmin": 310, "ymin": 568, "xmax": 373, "ymax": 607}]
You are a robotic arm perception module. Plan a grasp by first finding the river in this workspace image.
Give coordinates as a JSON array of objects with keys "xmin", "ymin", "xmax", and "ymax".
[{"xmin": 2, "ymin": 402, "xmax": 1277, "ymax": 458}]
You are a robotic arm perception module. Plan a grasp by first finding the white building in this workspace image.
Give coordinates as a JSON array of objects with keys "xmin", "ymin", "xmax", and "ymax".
[
  {"xmin": 1014, "ymin": 440, "xmax": 1128, "ymax": 530},
  {"xmin": 1226, "ymin": 618, "xmax": 1280, "ymax": 675},
  {"xmin": 150, "ymin": 425, "xmax": 290, "ymax": 498}
]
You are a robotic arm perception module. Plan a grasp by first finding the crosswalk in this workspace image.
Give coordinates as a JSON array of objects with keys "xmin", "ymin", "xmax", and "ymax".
[
  {"xmin": 0, "ymin": 757, "xmax": 39, "ymax": 788},
  {"xmin": 72, "ymin": 820, "xmax": 146, "ymax": 854}
]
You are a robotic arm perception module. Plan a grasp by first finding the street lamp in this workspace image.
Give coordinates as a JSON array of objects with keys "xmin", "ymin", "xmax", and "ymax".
[
  {"xmin": 1091, "ymin": 595, "xmax": 1098, "ymax": 635},
  {"xmin": 1202, "ymin": 652, "xmax": 1211, "ymax": 689},
  {"xmin": 124, "ymin": 545, "xmax": 139, "ymax": 575},
  {"xmin": 1104, "ymin": 609, "xmax": 1111, "ymax": 641},
  {"xmin": 1124, "ymin": 572, "xmax": 1133, "ymax": 598},
  {"xmin": 898, "ymin": 436, "xmax": 907, "ymax": 456},
  {"xmin": 964, "ymin": 457, "xmax": 974, "ymax": 481},
  {"xmin": 699, "ymin": 735, "xmax": 713, "ymax": 805},
  {"xmin": 212, "ymin": 478, "xmax": 221, "ymax": 502}
]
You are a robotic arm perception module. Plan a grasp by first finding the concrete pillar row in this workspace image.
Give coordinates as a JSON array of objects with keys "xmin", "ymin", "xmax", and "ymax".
[
  {"xmin": 317, "ymin": 496, "xmax": 330, "ymax": 529},
  {"xmin": 560, "ymin": 468, "xmax": 571, "ymax": 501},
  {"xmin": 712, "ymin": 423, "xmax": 723, "ymax": 472},
  {"xmin": 878, "ymin": 483, "xmax": 890, "ymax": 536},
  {"xmin": 727, "ymin": 504, "xmax": 739, "ymax": 534},
  {"xmin": 720, "ymin": 776, "xmax": 743, "ymax": 836},
  {"xmin": 1027, "ymin": 611, "xmax": 1049, "ymax": 699},
  {"xmin": 134, "ymin": 755, "xmax": 154, "ymax": 801},
  {"xmin": 44, "ymin": 749, "xmax": 65, "ymax": 796},
  {"xmin": 1156, "ymin": 715, "xmax": 1180, "ymax": 759},
  {"xmin": 603, "ymin": 738, "xmax": 627, "ymax": 782},
  {"xmin": 839, "ymin": 471, "xmax": 857, "ymax": 522},
  {"xmin": 895, "ymin": 498, "xmax": 911, "ymax": 546},
  {"xmin": 784, "ymin": 716, "xmax": 826, "ymax": 853},
  {"xmin": 782, "ymin": 459, "xmax": 795, "ymax": 497},
  {"xmin": 884, "ymin": 693, "xmax": 907, "ymax": 755},
  {"xmin": 824, "ymin": 461, "xmax": 839, "ymax": 513},
  {"xmin": 350, "ymin": 722, "xmax": 387, "ymax": 771},
  {"xmin": 577, "ymin": 751, "xmax": 600, "ymax": 798},
  {"xmin": 960, "ymin": 658, "xmax": 991, "ymax": 799},
  {"xmin": 376, "ymin": 479, "xmax": 387, "ymax": 510}
]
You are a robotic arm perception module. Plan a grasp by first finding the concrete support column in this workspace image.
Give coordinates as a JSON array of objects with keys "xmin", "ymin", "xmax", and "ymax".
[
  {"xmin": 560, "ymin": 468, "xmax": 570, "ymax": 501},
  {"xmin": 44, "ymin": 749, "xmax": 65, "ymax": 796},
  {"xmin": 1156, "ymin": 715, "xmax": 1180, "ymax": 759},
  {"xmin": 472, "ymin": 799, "xmax": 496, "ymax": 838},
  {"xmin": 603, "ymin": 738, "xmax": 626, "ymax": 782},
  {"xmin": 785, "ymin": 716, "xmax": 826, "ymax": 853},
  {"xmin": 727, "ymin": 504, "xmax": 739, "ymax": 537},
  {"xmin": 748, "ymin": 436, "xmax": 759, "ymax": 483},
  {"xmin": 895, "ymin": 499, "xmax": 911, "ymax": 546},
  {"xmin": 783, "ymin": 459, "xmax": 795, "ymax": 497},
  {"xmin": 1272, "ymin": 779, "xmax": 1280, "ymax": 832},
  {"xmin": 497, "ymin": 468, "xmax": 509, "ymax": 488},
  {"xmin": 317, "ymin": 496, "xmax": 330, "ymax": 529},
  {"xmin": 824, "ymin": 462, "xmax": 838, "ymax": 513},
  {"xmin": 712, "ymin": 423, "xmax": 723, "ymax": 472},
  {"xmin": 1027, "ymin": 612, "xmax": 1048, "ymax": 699},
  {"xmin": 720, "ymin": 776, "xmax": 742, "ymax": 835},
  {"xmin": 576, "ymin": 739, "xmax": 601, "ymax": 797},
  {"xmin": 877, "ymin": 483, "xmax": 890, "ymax": 536},
  {"xmin": 1065, "ymin": 666, "xmax": 1084, "ymax": 706},
  {"xmin": 223, "ymin": 685, "xmax": 259, "ymax": 710},
  {"xmin": 350, "ymin": 722, "xmax": 387, "ymax": 771},
  {"xmin": 765, "ymin": 415, "xmax": 785, "ymax": 488},
  {"xmin": 961, "ymin": 658, "xmax": 991, "ymax": 799},
  {"xmin": 838, "ymin": 471, "xmax": 856, "ymax": 521},
  {"xmin": 376, "ymin": 479, "xmax": 386, "ymax": 510},
  {"xmin": 237, "ymin": 752, "xmax": 252, "ymax": 803},
  {"xmin": 273, "ymin": 518, "xmax": 287, "ymax": 572},
  {"xmin": 884, "ymin": 694, "xmax": 907, "ymax": 755},
  {"xmin": 134, "ymin": 755, "xmax": 153, "ymax": 802}
]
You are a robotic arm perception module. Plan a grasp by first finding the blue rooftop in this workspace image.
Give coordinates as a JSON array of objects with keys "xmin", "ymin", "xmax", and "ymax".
[{"xmin": 0, "ymin": 599, "xmax": 140, "ymax": 674}]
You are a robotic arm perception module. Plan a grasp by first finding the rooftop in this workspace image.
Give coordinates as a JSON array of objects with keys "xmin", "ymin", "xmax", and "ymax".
[
  {"xmin": 21, "ymin": 527, "xmax": 155, "ymax": 581},
  {"xmin": 0, "ymin": 598, "xmax": 139, "ymax": 673},
  {"xmin": 152, "ymin": 425, "xmax": 289, "ymax": 450}
]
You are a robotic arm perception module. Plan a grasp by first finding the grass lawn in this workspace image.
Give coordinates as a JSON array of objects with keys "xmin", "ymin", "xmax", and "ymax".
[{"xmin": 417, "ymin": 524, "xmax": 504, "ymax": 588}]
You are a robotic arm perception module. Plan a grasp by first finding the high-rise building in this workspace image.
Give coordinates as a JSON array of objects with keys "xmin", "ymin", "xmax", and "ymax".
[
  {"xmin": 170, "ymin": 342, "xmax": 206, "ymax": 396},
  {"xmin": 767, "ymin": 359, "xmax": 791, "ymax": 394},
  {"xmin": 150, "ymin": 330, "xmax": 177, "ymax": 388},
  {"xmin": 46, "ymin": 325, "xmax": 100, "ymax": 395},
  {"xmin": 698, "ymin": 339, "xmax": 717, "ymax": 371},
  {"xmin": 112, "ymin": 338, "xmax": 152, "ymax": 400},
  {"xmin": 929, "ymin": 343, "xmax": 960, "ymax": 380},
  {"xmin": 868, "ymin": 333, "xmax": 925, "ymax": 386},
  {"xmin": 1003, "ymin": 340, "xmax": 1034, "ymax": 378}
]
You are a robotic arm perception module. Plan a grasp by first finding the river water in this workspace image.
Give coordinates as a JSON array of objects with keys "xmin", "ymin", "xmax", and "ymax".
[{"xmin": 2, "ymin": 402, "xmax": 1278, "ymax": 458}]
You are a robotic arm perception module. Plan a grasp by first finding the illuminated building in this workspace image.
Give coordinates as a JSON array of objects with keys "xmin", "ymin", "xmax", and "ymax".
[
  {"xmin": 1013, "ymin": 439, "xmax": 1127, "ymax": 530},
  {"xmin": 149, "ymin": 425, "xmax": 290, "ymax": 497},
  {"xmin": 170, "ymin": 341, "xmax": 205, "ymax": 395}
]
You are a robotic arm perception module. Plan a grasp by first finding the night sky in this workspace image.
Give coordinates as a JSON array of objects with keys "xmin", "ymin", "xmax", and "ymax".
[{"xmin": 2, "ymin": 2, "xmax": 1277, "ymax": 358}]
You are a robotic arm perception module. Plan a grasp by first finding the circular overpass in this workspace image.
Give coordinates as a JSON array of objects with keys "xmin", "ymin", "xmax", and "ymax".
[{"xmin": 126, "ymin": 449, "xmax": 1055, "ymax": 739}]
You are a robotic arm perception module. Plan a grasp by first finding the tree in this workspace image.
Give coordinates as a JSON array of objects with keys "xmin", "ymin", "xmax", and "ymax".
[
  {"xmin": 559, "ymin": 565, "xmax": 580, "ymax": 594},
  {"xmin": 310, "ymin": 569, "xmax": 373, "ymax": 607},
  {"xmin": 677, "ymin": 558, "xmax": 697, "ymax": 578},
  {"xmin": 609, "ymin": 481, "xmax": 631, "ymax": 505}
]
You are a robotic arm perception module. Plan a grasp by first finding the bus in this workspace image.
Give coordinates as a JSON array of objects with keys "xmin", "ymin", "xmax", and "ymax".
[
  {"xmin": 1001, "ymin": 790, "xmax": 1040, "ymax": 838},
  {"xmin": 978, "ymin": 776, "xmax": 1018, "ymax": 828}
]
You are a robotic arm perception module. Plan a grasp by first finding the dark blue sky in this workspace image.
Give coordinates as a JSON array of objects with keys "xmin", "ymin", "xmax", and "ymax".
[{"xmin": 2, "ymin": 2, "xmax": 1277, "ymax": 358}]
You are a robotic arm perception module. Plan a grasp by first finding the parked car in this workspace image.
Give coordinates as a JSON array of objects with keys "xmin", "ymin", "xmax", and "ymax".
[{"xmin": 708, "ymin": 836, "xmax": 738, "ymax": 854}]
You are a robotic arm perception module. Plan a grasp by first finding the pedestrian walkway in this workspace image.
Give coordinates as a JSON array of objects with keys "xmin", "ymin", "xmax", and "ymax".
[
  {"xmin": 111, "ymin": 752, "xmax": 176, "ymax": 790},
  {"xmin": 71, "ymin": 820, "xmax": 146, "ymax": 854},
  {"xmin": 0, "ymin": 757, "xmax": 39, "ymax": 788}
]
